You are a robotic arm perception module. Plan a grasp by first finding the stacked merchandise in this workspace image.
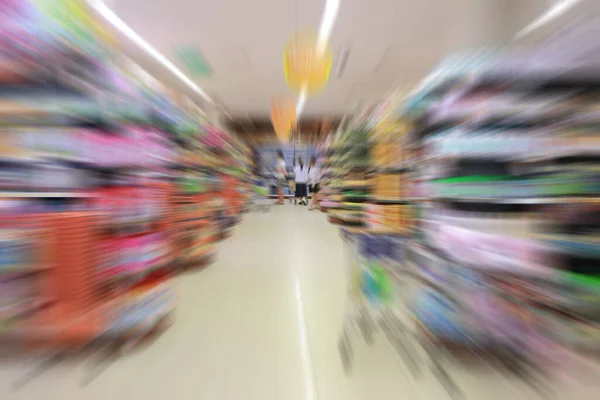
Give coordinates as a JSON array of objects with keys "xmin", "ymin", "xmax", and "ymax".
[
  {"xmin": 317, "ymin": 135, "xmax": 340, "ymax": 212},
  {"xmin": 201, "ymin": 129, "xmax": 251, "ymax": 235},
  {"xmin": 172, "ymin": 163, "xmax": 219, "ymax": 266},
  {"xmin": 0, "ymin": 1, "xmax": 202, "ymax": 346},
  {"xmin": 325, "ymin": 128, "xmax": 371, "ymax": 227},
  {"xmin": 366, "ymin": 119, "xmax": 415, "ymax": 233},
  {"xmin": 173, "ymin": 128, "xmax": 224, "ymax": 265},
  {"xmin": 93, "ymin": 181, "xmax": 174, "ymax": 283},
  {"xmin": 171, "ymin": 114, "xmax": 251, "ymax": 263},
  {"xmin": 227, "ymin": 135, "xmax": 253, "ymax": 215},
  {"xmin": 322, "ymin": 95, "xmax": 417, "ymax": 233},
  {"xmin": 402, "ymin": 51, "xmax": 600, "ymax": 388},
  {"xmin": 0, "ymin": 214, "xmax": 51, "ymax": 336}
]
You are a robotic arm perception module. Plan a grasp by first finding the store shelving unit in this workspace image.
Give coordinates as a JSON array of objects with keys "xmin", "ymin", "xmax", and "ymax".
[
  {"xmin": 0, "ymin": 1, "xmax": 252, "ymax": 386},
  {"xmin": 332, "ymin": 48, "xmax": 600, "ymax": 396},
  {"xmin": 170, "ymin": 124, "xmax": 252, "ymax": 267},
  {"xmin": 321, "ymin": 105, "xmax": 416, "ymax": 234},
  {"xmin": 397, "ymin": 51, "xmax": 600, "ymax": 393},
  {"xmin": 0, "ymin": 0, "xmax": 249, "ymax": 364},
  {"xmin": 321, "ymin": 127, "xmax": 372, "ymax": 227},
  {"xmin": 365, "ymin": 119, "xmax": 416, "ymax": 234}
]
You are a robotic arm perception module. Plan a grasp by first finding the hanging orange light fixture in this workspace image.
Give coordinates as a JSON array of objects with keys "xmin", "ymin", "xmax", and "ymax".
[
  {"xmin": 271, "ymin": 98, "xmax": 297, "ymax": 142},
  {"xmin": 283, "ymin": 30, "xmax": 333, "ymax": 97}
]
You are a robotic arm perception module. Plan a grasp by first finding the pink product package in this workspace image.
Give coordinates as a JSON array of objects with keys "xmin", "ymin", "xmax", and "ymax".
[
  {"xmin": 116, "ymin": 236, "xmax": 146, "ymax": 275},
  {"xmin": 82, "ymin": 132, "xmax": 102, "ymax": 165},
  {"xmin": 152, "ymin": 130, "xmax": 175, "ymax": 162},
  {"xmin": 203, "ymin": 128, "xmax": 226, "ymax": 148},
  {"xmin": 80, "ymin": 132, "xmax": 133, "ymax": 167},
  {"xmin": 106, "ymin": 234, "xmax": 167, "ymax": 278},
  {"xmin": 0, "ymin": 0, "xmax": 34, "ymax": 25},
  {"xmin": 110, "ymin": 71, "xmax": 137, "ymax": 98},
  {"xmin": 138, "ymin": 128, "xmax": 166, "ymax": 166},
  {"xmin": 86, "ymin": 133, "xmax": 124, "ymax": 166},
  {"xmin": 437, "ymin": 225, "xmax": 547, "ymax": 274},
  {"xmin": 80, "ymin": 125, "xmax": 175, "ymax": 167},
  {"xmin": 144, "ymin": 234, "xmax": 168, "ymax": 267}
]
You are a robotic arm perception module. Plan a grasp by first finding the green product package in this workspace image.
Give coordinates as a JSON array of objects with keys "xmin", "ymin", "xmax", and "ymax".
[{"xmin": 372, "ymin": 262, "xmax": 393, "ymax": 304}]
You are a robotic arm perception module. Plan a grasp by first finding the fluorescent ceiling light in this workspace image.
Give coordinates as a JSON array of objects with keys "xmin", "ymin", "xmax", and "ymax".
[
  {"xmin": 296, "ymin": 85, "xmax": 308, "ymax": 116},
  {"xmin": 515, "ymin": 0, "xmax": 580, "ymax": 39},
  {"xmin": 87, "ymin": 0, "xmax": 214, "ymax": 105},
  {"xmin": 316, "ymin": 0, "xmax": 341, "ymax": 56},
  {"xmin": 297, "ymin": 0, "xmax": 341, "ymax": 115}
]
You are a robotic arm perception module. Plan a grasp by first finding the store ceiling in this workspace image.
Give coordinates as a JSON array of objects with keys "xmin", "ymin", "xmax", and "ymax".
[{"xmin": 109, "ymin": 0, "xmax": 576, "ymax": 120}]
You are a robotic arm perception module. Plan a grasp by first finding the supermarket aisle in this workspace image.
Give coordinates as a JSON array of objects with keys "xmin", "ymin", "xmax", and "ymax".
[
  {"xmin": 0, "ymin": 205, "xmax": 419, "ymax": 400},
  {"xmin": 146, "ymin": 206, "xmax": 599, "ymax": 400},
  {"xmin": 114, "ymin": 204, "xmax": 426, "ymax": 400},
  {"xmin": 2, "ymin": 205, "xmax": 555, "ymax": 400}
]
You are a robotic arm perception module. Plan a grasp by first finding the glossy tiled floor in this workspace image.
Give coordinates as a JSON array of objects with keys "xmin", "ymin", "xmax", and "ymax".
[{"xmin": 2, "ymin": 204, "xmax": 600, "ymax": 399}]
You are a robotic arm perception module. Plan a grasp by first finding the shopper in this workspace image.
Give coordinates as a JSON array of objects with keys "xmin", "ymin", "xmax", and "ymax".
[
  {"xmin": 294, "ymin": 157, "xmax": 308, "ymax": 205},
  {"xmin": 287, "ymin": 161, "xmax": 296, "ymax": 204},
  {"xmin": 308, "ymin": 156, "xmax": 321, "ymax": 211},
  {"xmin": 275, "ymin": 150, "xmax": 287, "ymax": 205}
]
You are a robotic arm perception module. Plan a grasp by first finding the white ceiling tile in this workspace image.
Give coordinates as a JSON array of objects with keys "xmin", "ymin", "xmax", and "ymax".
[{"xmin": 112, "ymin": 0, "xmax": 564, "ymax": 116}]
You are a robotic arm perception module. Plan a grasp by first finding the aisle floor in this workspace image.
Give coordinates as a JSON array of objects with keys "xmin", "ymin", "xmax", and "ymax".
[{"xmin": 2, "ymin": 205, "xmax": 600, "ymax": 399}]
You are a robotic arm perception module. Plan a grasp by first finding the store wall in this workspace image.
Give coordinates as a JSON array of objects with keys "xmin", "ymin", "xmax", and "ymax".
[
  {"xmin": 502, "ymin": 0, "xmax": 550, "ymax": 37},
  {"xmin": 440, "ymin": 0, "xmax": 547, "ymax": 51}
]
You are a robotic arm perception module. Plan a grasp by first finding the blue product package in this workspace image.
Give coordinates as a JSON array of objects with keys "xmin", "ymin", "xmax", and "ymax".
[
  {"xmin": 415, "ymin": 288, "xmax": 466, "ymax": 342},
  {"xmin": 360, "ymin": 268, "xmax": 377, "ymax": 302}
]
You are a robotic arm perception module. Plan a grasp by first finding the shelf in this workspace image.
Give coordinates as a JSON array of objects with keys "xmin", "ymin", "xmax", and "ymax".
[
  {"xmin": 372, "ymin": 198, "xmax": 414, "ymax": 205},
  {"xmin": 373, "ymin": 166, "xmax": 413, "ymax": 174},
  {"xmin": 409, "ymin": 241, "xmax": 560, "ymax": 282},
  {"xmin": 428, "ymin": 197, "xmax": 600, "ymax": 205},
  {"xmin": 0, "ymin": 265, "xmax": 50, "ymax": 273},
  {"xmin": 334, "ymin": 185, "xmax": 372, "ymax": 191},
  {"xmin": 341, "ymin": 227, "xmax": 408, "ymax": 235},
  {"xmin": 99, "ymin": 258, "xmax": 174, "ymax": 282},
  {"xmin": 0, "ymin": 192, "xmax": 94, "ymax": 198}
]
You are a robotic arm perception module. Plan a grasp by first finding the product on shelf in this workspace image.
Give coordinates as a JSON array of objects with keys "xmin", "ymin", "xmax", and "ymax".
[
  {"xmin": 399, "ymin": 50, "xmax": 600, "ymax": 384},
  {"xmin": 336, "ymin": 47, "xmax": 600, "ymax": 389}
]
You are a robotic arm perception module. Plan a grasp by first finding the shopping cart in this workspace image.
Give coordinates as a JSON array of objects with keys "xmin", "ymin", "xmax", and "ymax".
[
  {"xmin": 401, "ymin": 240, "xmax": 561, "ymax": 398},
  {"xmin": 334, "ymin": 231, "xmax": 550, "ymax": 399},
  {"xmin": 252, "ymin": 180, "xmax": 272, "ymax": 212},
  {"xmin": 337, "ymin": 229, "xmax": 423, "ymax": 377}
]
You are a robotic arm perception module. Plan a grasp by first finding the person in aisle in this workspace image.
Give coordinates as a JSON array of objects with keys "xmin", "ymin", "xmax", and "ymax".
[
  {"xmin": 294, "ymin": 157, "xmax": 308, "ymax": 205},
  {"xmin": 308, "ymin": 156, "xmax": 321, "ymax": 211},
  {"xmin": 275, "ymin": 150, "xmax": 287, "ymax": 205},
  {"xmin": 287, "ymin": 162, "xmax": 296, "ymax": 204}
]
